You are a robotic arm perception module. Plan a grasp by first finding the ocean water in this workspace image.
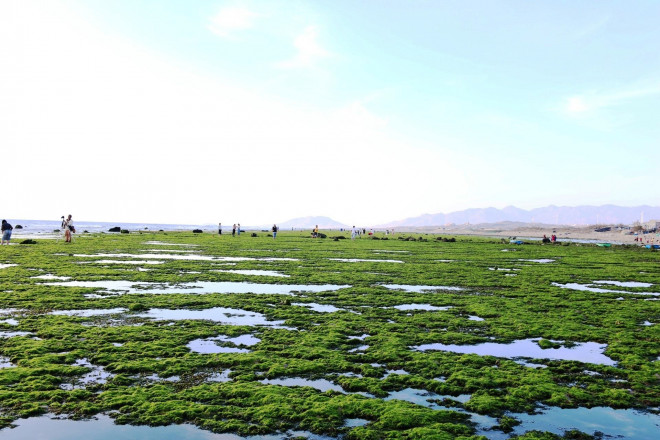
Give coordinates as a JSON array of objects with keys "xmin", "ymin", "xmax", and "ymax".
[{"xmin": 5, "ymin": 219, "xmax": 218, "ymax": 235}]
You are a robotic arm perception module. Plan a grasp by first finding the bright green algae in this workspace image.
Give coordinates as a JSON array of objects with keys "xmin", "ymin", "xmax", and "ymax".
[{"xmin": 0, "ymin": 231, "xmax": 658, "ymax": 439}]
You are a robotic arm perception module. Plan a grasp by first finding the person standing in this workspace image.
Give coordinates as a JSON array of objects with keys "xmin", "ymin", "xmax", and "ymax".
[
  {"xmin": 272, "ymin": 224, "xmax": 278, "ymax": 239},
  {"xmin": 237, "ymin": 223, "xmax": 241, "ymax": 236},
  {"xmin": 232, "ymin": 224, "xmax": 236, "ymax": 237},
  {"xmin": 351, "ymin": 225, "xmax": 357, "ymax": 240},
  {"xmin": 63, "ymin": 214, "xmax": 74, "ymax": 243},
  {"xmin": 1, "ymin": 220, "xmax": 13, "ymax": 245},
  {"xmin": 218, "ymin": 223, "xmax": 222, "ymax": 235}
]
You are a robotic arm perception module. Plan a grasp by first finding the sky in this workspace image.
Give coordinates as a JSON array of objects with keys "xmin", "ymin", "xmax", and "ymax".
[{"xmin": 2, "ymin": 0, "xmax": 659, "ymax": 226}]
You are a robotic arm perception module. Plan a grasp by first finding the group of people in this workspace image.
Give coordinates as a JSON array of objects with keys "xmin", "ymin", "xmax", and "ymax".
[
  {"xmin": 218, "ymin": 223, "xmax": 243, "ymax": 237},
  {"xmin": 542, "ymin": 234, "xmax": 558, "ymax": 244}
]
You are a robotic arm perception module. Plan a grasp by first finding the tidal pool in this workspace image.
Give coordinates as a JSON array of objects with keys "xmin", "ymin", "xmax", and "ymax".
[
  {"xmin": 0, "ymin": 318, "xmax": 18, "ymax": 326},
  {"xmin": 60, "ymin": 358, "xmax": 114, "ymax": 390},
  {"xmin": 552, "ymin": 282, "xmax": 659, "ymax": 296},
  {"xmin": 467, "ymin": 315, "xmax": 485, "ymax": 322},
  {"xmin": 213, "ymin": 269, "xmax": 290, "ymax": 277},
  {"xmin": 32, "ymin": 274, "xmax": 71, "ymax": 280},
  {"xmin": 136, "ymin": 307, "xmax": 286, "ymax": 327},
  {"xmin": 508, "ymin": 406, "xmax": 660, "ymax": 440},
  {"xmin": 0, "ymin": 263, "xmax": 17, "ymax": 269},
  {"xmin": 0, "ymin": 356, "xmax": 15, "ymax": 369},
  {"xmin": 0, "ymin": 331, "xmax": 31, "ymax": 338},
  {"xmin": 74, "ymin": 253, "xmax": 299, "ymax": 262},
  {"xmin": 45, "ymin": 280, "xmax": 350, "ymax": 296},
  {"xmin": 0, "ymin": 413, "xmax": 300, "ymax": 440},
  {"xmin": 292, "ymin": 303, "xmax": 344, "ymax": 313},
  {"xmin": 329, "ymin": 258, "xmax": 404, "ymax": 263},
  {"xmin": 381, "ymin": 284, "xmax": 464, "ymax": 292},
  {"xmin": 413, "ymin": 338, "xmax": 616, "ymax": 365},
  {"xmin": 260, "ymin": 377, "xmax": 345, "ymax": 394},
  {"xmin": 385, "ymin": 388, "xmax": 472, "ymax": 407},
  {"xmin": 391, "ymin": 304, "xmax": 452, "ymax": 311},
  {"xmin": 594, "ymin": 280, "xmax": 654, "ymax": 288},
  {"xmin": 518, "ymin": 259, "xmax": 556, "ymax": 263},
  {"xmin": 51, "ymin": 308, "xmax": 128, "ymax": 317}
]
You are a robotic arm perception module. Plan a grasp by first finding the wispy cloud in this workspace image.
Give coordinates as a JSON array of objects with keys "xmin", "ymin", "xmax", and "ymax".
[
  {"xmin": 208, "ymin": 6, "xmax": 257, "ymax": 38},
  {"xmin": 564, "ymin": 82, "xmax": 660, "ymax": 115},
  {"xmin": 276, "ymin": 25, "xmax": 330, "ymax": 69}
]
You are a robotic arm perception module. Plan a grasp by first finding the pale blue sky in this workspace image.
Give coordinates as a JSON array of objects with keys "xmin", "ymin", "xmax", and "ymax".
[{"xmin": 2, "ymin": 1, "xmax": 658, "ymax": 225}]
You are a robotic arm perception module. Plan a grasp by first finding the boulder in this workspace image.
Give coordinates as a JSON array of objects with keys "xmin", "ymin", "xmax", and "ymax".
[
  {"xmin": 108, "ymin": 227, "xmax": 121, "ymax": 233},
  {"xmin": 121, "ymin": 229, "xmax": 130, "ymax": 234},
  {"xmin": 251, "ymin": 233, "xmax": 258, "ymax": 237},
  {"xmin": 15, "ymin": 225, "xmax": 23, "ymax": 229},
  {"xmin": 192, "ymin": 229, "xmax": 203, "ymax": 233},
  {"xmin": 20, "ymin": 239, "xmax": 37, "ymax": 245}
]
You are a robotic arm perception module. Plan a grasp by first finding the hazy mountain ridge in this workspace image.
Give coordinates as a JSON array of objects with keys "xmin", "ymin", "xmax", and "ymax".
[
  {"xmin": 277, "ymin": 216, "xmax": 349, "ymax": 230},
  {"xmin": 383, "ymin": 205, "xmax": 660, "ymax": 227}
]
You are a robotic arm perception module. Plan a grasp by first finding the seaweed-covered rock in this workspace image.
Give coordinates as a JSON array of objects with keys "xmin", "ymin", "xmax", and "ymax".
[
  {"xmin": 318, "ymin": 233, "xmax": 327, "ymax": 239},
  {"xmin": 15, "ymin": 225, "xmax": 23, "ymax": 229},
  {"xmin": 192, "ymin": 229, "xmax": 203, "ymax": 233},
  {"xmin": 251, "ymin": 233, "xmax": 258, "ymax": 237},
  {"xmin": 20, "ymin": 239, "xmax": 37, "ymax": 245},
  {"xmin": 332, "ymin": 236, "xmax": 346, "ymax": 240},
  {"xmin": 108, "ymin": 227, "xmax": 121, "ymax": 233},
  {"xmin": 120, "ymin": 229, "xmax": 130, "ymax": 234}
]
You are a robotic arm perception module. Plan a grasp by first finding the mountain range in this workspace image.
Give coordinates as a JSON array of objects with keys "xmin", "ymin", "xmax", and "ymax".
[{"xmin": 278, "ymin": 205, "xmax": 660, "ymax": 229}]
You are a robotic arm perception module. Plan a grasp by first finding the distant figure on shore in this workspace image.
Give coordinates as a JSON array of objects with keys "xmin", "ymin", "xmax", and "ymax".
[
  {"xmin": 1, "ymin": 220, "xmax": 13, "ymax": 245},
  {"xmin": 551, "ymin": 234, "xmax": 557, "ymax": 243},
  {"xmin": 63, "ymin": 214, "xmax": 74, "ymax": 243},
  {"xmin": 542, "ymin": 234, "xmax": 551, "ymax": 244},
  {"xmin": 272, "ymin": 224, "xmax": 278, "ymax": 239},
  {"xmin": 232, "ymin": 224, "xmax": 236, "ymax": 237},
  {"xmin": 351, "ymin": 225, "xmax": 357, "ymax": 240},
  {"xmin": 218, "ymin": 223, "xmax": 222, "ymax": 235},
  {"xmin": 237, "ymin": 223, "xmax": 241, "ymax": 236}
]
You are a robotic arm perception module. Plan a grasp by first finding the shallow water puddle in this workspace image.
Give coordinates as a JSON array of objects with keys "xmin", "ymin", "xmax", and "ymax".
[
  {"xmin": 391, "ymin": 304, "xmax": 452, "ymax": 311},
  {"xmin": 292, "ymin": 303, "xmax": 344, "ymax": 313},
  {"xmin": 467, "ymin": 315, "xmax": 485, "ymax": 322},
  {"xmin": 51, "ymin": 308, "xmax": 128, "ymax": 317},
  {"xmin": 0, "ymin": 413, "xmax": 288, "ymax": 440},
  {"xmin": 0, "ymin": 356, "xmax": 15, "ymax": 369},
  {"xmin": 32, "ymin": 274, "xmax": 72, "ymax": 280},
  {"xmin": 518, "ymin": 258, "xmax": 556, "ymax": 263},
  {"xmin": 0, "ymin": 331, "xmax": 32, "ymax": 338},
  {"xmin": 594, "ymin": 280, "xmax": 653, "ymax": 288},
  {"xmin": 61, "ymin": 358, "xmax": 114, "ymax": 390},
  {"xmin": 330, "ymin": 258, "xmax": 404, "ymax": 263},
  {"xmin": 385, "ymin": 388, "xmax": 471, "ymax": 406},
  {"xmin": 213, "ymin": 269, "xmax": 290, "ymax": 277},
  {"xmin": 552, "ymin": 282, "xmax": 659, "ymax": 296},
  {"xmin": 508, "ymin": 406, "xmax": 660, "ymax": 440},
  {"xmin": 137, "ymin": 307, "xmax": 287, "ymax": 327},
  {"xmin": 82, "ymin": 260, "xmax": 165, "ymax": 265},
  {"xmin": 143, "ymin": 241, "xmax": 199, "ymax": 247},
  {"xmin": 381, "ymin": 284, "xmax": 464, "ymax": 292},
  {"xmin": 188, "ymin": 334, "xmax": 260, "ymax": 354},
  {"xmin": 0, "ymin": 263, "xmax": 17, "ymax": 269},
  {"xmin": 74, "ymin": 253, "xmax": 299, "ymax": 262},
  {"xmin": 413, "ymin": 338, "xmax": 616, "ymax": 365},
  {"xmin": 45, "ymin": 280, "xmax": 350, "ymax": 296},
  {"xmin": 0, "ymin": 318, "xmax": 18, "ymax": 326},
  {"xmin": 260, "ymin": 377, "xmax": 345, "ymax": 393}
]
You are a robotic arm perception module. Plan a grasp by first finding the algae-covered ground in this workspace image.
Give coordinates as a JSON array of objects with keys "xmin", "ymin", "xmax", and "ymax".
[{"xmin": 0, "ymin": 231, "xmax": 658, "ymax": 439}]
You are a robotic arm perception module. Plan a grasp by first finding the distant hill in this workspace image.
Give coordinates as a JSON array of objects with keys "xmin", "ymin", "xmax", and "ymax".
[
  {"xmin": 278, "ymin": 216, "xmax": 348, "ymax": 230},
  {"xmin": 383, "ymin": 205, "xmax": 660, "ymax": 227}
]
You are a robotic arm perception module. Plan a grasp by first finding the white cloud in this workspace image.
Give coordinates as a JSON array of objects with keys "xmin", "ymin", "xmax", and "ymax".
[
  {"xmin": 208, "ymin": 6, "xmax": 257, "ymax": 38},
  {"xmin": 0, "ymin": 1, "xmax": 465, "ymax": 225},
  {"xmin": 276, "ymin": 25, "xmax": 330, "ymax": 69},
  {"xmin": 564, "ymin": 82, "xmax": 660, "ymax": 115}
]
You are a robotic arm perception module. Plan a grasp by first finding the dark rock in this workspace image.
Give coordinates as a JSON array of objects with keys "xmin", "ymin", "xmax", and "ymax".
[
  {"xmin": 318, "ymin": 233, "xmax": 327, "ymax": 239},
  {"xmin": 15, "ymin": 225, "xmax": 23, "ymax": 229},
  {"xmin": 121, "ymin": 229, "xmax": 129, "ymax": 234},
  {"xmin": 332, "ymin": 236, "xmax": 346, "ymax": 240},
  {"xmin": 53, "ymin": 229, "xmax": 61, "ymax": 233},
  {"xmin": 192, "ymin": 229, "xmax": 203, "ymax": 233},
  {"xmin": 109, "ymin": 227, "xmax": 121, "ymax": 233},
  {"xmin": 20, "ymin": 239, "xmax": 37, "ymax": 245},
  {"xmin": 251, "ymin": 233, "xmax": 258, "ymax": 237}
]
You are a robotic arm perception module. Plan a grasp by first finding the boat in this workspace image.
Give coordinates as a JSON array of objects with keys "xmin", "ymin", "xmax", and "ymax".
[{"xmin": 597, "ymin": 243, "xmax": 611, "ymax": 247}]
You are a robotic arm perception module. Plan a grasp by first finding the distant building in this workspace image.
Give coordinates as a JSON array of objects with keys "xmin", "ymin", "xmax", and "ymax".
[{"xmin": 643, "ymin": 220, "xmax": 659, "ymax": 231}]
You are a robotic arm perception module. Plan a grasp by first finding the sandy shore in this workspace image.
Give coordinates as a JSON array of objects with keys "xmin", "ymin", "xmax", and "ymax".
[{"xmin": 398, "ymin": 225, "xmax": 660, "ymax": 245}]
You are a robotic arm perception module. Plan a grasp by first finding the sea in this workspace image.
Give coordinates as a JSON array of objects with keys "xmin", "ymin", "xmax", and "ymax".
[{"xmin": 5, "ymin": 219, "xmax": 219, "ymax": 237}]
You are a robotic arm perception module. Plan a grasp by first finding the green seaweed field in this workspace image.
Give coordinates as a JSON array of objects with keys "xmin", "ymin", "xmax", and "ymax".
[{"xmin": 0, "ymin": 231, "xmax": 658, "ymax": 439}]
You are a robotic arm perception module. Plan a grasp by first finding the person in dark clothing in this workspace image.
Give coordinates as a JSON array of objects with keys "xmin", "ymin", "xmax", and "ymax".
[{"xmin": 1, "ymin": 220, "xmax": 13, "ymax": 245}]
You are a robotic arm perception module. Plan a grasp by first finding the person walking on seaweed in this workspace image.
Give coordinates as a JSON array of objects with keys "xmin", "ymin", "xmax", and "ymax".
[
  {"xmin": 237, "ymin": 223, "xmax": 241, "ymax": 236},
  {"xmin": 272, "ymin": 224, "xmax": 278, "ymax": 239},
  {"xmin": 63, "ymin": 214, "xmax": 74, "ymax": 243},
  {"xmin": 351, "ymin": 225, "xmax": 357, "ymax": 240},
  {"xmin": 232, "ymin": 224, "xmax": 236, "ymax": 237},
  {"xmin": 1, "ymin": 220, "xmax": 13, "ymax": 245},
  {"xmin": 218, "ymin": 223, "xmax": 222, "ymax": 235}
]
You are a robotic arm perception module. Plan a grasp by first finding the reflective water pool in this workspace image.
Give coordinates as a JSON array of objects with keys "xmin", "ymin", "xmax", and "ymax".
[
  {"xmin": 136, "ymin": 307, "xmax": 286, "ymax": 327},
  {"xmin": 413, "ymin": 338, "xmax": 616, "ymax": 365},
  {"xmin": 381, "ymin": 284, "xmax": 464, "ymax": 292},
  {"xmin": 391, "ymin": 304, "xmax": 452, "ymax": 311},
  {"xmin": 45, "ymin": 280, "xmax": 350, "ymax": 296}
]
